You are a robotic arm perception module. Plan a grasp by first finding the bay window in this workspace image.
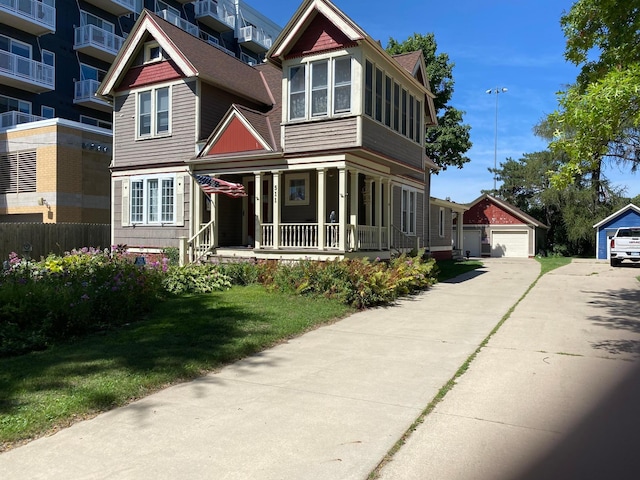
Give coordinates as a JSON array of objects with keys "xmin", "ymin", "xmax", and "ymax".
[
  {"xmin": 130, "ymin": 175, "xmax": 175, "ymax": 224},
  {"xmin": 136, "ymin": 86, "xmax": 170, "ymax": 138},
  {"xmin": 288, "ymin": 56, "xmax": 352, "ymax": 121}
]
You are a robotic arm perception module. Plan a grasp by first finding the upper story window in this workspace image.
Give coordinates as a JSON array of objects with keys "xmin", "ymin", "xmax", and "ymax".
[
  {"xmin": 288, "ymin": 55, "xmax": 352, "ymax": 121},
  {"xmin": 80, "ymin": 10, "xmax": 115, "ymax": 33},
  {"xmin": 80, "ymin": 63, "xmax": 106, "ymax": 82},
  {"xmin": 438, "ymin": 207, "xmax": 445, "ymax": 237},
  {"xmin": 0, "ymin": 95, "xmax": 31, "ymax": 115},
  {"xmin": 136, "ymin": 86, "xmax": 170, "ymax": 138},
  {"xmin": 80, "ymin": 115, "xmax": 112, "ymax": 130},
  {"xmin": 0, "ymin": 35, "xmax": 31, "ymax": 59},
  {"xmin": 130, "ymin": 174, "xmax": 175, "ymax": 224},
  {"xmin": 364, "ymin": 58, "xmax": 424, "ymax": 145}
]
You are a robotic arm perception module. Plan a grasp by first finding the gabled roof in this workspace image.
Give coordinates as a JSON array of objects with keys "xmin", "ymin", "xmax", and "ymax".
[
  {"xmin": 431, "ymin": 196, "xmax": 468, "ymax": 213},
  {"xmin": 593, "ymin": 203, "xmax": 640, "ymax": 228},
  {"xmin": 467, "ymin": 194, "xmax": 549, "ymax": 229},
  {"xmin": 268, "ymin": 0, "xmax": 434, "ymax": 102},
  {"xmin": 392, "ymin": 51, "xmax": 437, "ymax": 125},
  {"xmin": 98, "ymin": 9, "xmax": 273, "ymax": 106},
  {"xmin": 195, "ymin": 104, "xmax": 278, "ymax": 159}
]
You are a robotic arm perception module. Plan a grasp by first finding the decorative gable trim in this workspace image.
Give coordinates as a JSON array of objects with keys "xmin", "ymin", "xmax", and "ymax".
[
  {"xmin": 271, "ymin": 0, "xmax": 365, "ymax": 63},
  {"xmin": 98, "ymin": 10, "xmax": 197, "ymax": 97},
  {"xmin": 200, "ymin": 108, "xmax": 273, "ymax": 157},
  {"xmin": 285, "ymin": 12, "xmax": 357, "ymax": 59},
  {"xmin": 466, "ymin": 194, "xmax": 548, "ymax": 228}
]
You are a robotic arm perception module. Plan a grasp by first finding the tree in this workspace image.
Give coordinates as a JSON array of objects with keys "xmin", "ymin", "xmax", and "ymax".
[
  {"xmin": 386, "ymin": 33, "xmax": 472, "ymax": 171},
  {"xmin": 491, "ymin": 150, "xmax": 628, "ymax": 256},
  {"xmin": 545, "ymin": 0, "xmax": 640, "ymax": 187}
]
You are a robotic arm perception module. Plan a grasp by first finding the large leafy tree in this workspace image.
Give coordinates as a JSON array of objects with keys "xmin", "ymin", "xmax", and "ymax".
[
  {"xmin": 491, "ymin": 150, "xmax": 628, "ymax": 256},
  {"xmin": 387, "ymin": 33, "xmax": 472, "ymax": 171},
  {"xmin": 546, "ymin": 0, "xmax": 640, "ymax": 187}
]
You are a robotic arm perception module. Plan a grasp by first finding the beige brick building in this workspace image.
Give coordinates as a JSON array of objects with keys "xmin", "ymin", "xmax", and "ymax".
[{"xmin": 0, "ymin": 119, "xmax": 111, "ymax": 223}]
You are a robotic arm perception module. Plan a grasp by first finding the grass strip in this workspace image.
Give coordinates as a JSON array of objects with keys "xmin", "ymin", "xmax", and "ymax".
[
  {"xmin": 0, "ymin": 285, "xmax": 353, "ymax": 450},
  {"xmin": 368, "ymin": 257, "xmax": 571, "ymax": 478}
]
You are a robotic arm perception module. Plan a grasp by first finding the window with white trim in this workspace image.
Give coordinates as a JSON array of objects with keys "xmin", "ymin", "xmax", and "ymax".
[
  {"xmin": 130, "ymin": 175, "xmax": 175, "ymax": 224},
  {"xmin": 401, "ymin": 188, "xmax": 417, "ymax": 235},
  {"xmin": 439, "ymin": 207, "xmax": 445, "ymax": 237},
  {"xmin": 0, "ymin": 95, "xmax": 30, "ymax": 115},
  {"xmin": 136, "ymin": 86, "xmax": 170, "ymax": 138},
  {"xmin": 80, "ymin": 115, "xmax": 112, "ymax": 130},
  {"xmin": 41, "ymin": 106, "xmax": 55, "ymax": 118},
  {"xmin": 80, "ymin": 10, "xmax": 115, "ymax": 33},
  {"xmin": 288, "ymin": 56, "xmax": 352, "ymax": 121}
]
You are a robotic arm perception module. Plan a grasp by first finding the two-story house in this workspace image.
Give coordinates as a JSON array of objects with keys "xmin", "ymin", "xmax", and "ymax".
[{"xmin": 98, "ymin": 0, "xmax": 441, "ymax": 263}]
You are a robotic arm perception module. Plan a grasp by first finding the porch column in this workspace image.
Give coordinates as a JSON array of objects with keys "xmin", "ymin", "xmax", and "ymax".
[
  {"xmin": 210, "ymin": 187, "xmax": 218, "ymax": 248},
  {"xmin": 377, "ymin": 177, "xmax": 383, "ymax": 249},
  {"xmin": 350, "ymin": 169, "xmax": 358, "ymax": 250},
  {"xmin": 317, "ymin": 168, "xmax": 326, "ymax": 250},
  {"xmin": 254, "ymin": 172, "xmax": 262, "ymax": 249},
  {"xmin": 338, "ymin": 167, "xmax": 348, "ymax": 251},
  {"xmin": 272, "ymin": 171, "xmax": 281, "ymax": 248},
  {"xmin": 387, "ymin": 178, "xmax": 392, "ymax": 248}
]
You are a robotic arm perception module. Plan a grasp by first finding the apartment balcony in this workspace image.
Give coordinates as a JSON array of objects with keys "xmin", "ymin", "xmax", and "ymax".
[
  {"xmin": 156, "ymin": 9, "xmax": 198, "ymax": 37},
  {"xmin": 0, "ymin": 0, "xmax": 55, "ymax": 36},
  {"xmin": 238, "ymin": 25, "xmax": 272, "ymax": 53},
  {"xmin": 82, "ymin": 0, "xmax": 134, "ymax": 17},
  {"xmin": 0, "ymin": 111, "xmax": 46, "ymax": 129},
  {"xmin": 74, "ymin": 79, "xmax": 112, "ymax": 112},
  {"xmin": 194, "ymin": 0, "xmax": 235, "ymax": 32},
  {"xmin": 0, "ymin": 51, "xmax": 54, "ymax": 93},
  {"xmin": 74, "ymin": 25, "xmax": 125, "ymax": 62}
]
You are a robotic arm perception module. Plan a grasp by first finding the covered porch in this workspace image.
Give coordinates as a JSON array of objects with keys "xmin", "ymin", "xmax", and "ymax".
[{"xmin": 185, "ymin": 164, "xmax": 413, "ymax": 263}]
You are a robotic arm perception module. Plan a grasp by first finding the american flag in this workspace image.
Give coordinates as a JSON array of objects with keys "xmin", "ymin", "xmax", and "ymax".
[{"xmin": 194, "ymin": 174, "xmax": 247, "ymax": 198}]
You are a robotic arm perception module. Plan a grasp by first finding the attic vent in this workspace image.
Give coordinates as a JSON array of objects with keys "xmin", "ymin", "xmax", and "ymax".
[{"xmin": 144, "ymin": 42, "xmax": 164, "ymax": 63}]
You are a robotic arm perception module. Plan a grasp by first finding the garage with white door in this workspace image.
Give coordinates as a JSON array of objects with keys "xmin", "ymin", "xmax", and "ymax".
[{"xmin": 491, "ymin": 230, "xmax": 529, "ymax": 257}]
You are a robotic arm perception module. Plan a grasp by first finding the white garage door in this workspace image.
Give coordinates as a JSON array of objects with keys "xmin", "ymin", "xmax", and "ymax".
[
  {"xmin": 491, "ymin": 231, "xmax": 529, "ymax": 257},
  {"xmin": 463, "ymin": 230, "xmax": 482, "ymax": 257}
]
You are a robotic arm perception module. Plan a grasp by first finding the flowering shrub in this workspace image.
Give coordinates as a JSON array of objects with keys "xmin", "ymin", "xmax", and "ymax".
[
  {"xmin": 0, "ymin": 248, "xmax": 165, "ymax": 356},
  {"xmin": 225, "ymin": 252, "xmax": 437, "ymax": 309}
]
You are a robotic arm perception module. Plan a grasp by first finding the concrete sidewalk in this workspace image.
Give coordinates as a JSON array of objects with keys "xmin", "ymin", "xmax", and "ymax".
[
  {"xmin": 0, "ymin": 259, "xmax": 539, "ymax": 479},
  {"xmin": 378, "ymin": 260, "xmax": 640, "ymax": 480}
]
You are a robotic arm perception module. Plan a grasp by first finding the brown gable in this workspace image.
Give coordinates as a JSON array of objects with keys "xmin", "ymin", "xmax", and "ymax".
[
  {"xmin": 393, "ymin": 51, "xmax": 423, "ymax": 77},
  {"xmin": 286, "ymin": 12, "xmax": 357, "ymax": 58}
]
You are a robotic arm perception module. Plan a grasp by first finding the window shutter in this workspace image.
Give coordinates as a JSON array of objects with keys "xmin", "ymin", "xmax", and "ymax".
[
  {"xmin": 121, "ymin": 178, "xmax": 130, "ymax": 227},
  {"xmin": 175, "ymin": 174, "xmax": 185, "ymax": 226}
]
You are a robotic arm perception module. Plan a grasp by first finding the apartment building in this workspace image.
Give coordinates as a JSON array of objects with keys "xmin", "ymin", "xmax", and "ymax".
[{"xmin": 0, "ymin": 0, "xmax": 281, "ymax": 222}]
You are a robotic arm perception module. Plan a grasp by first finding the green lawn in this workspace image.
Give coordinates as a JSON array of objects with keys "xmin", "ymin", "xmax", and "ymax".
[
  {"xmin": 536, "ymin": 256, "xmax": 572, "ymax": 275},
  {"xmin": 0, "ymin": 285, "xmax": 353, "ymax": 450},
  {"xmin": 435, "ymin": 259, "xmax": 484, "ymax": 282}
]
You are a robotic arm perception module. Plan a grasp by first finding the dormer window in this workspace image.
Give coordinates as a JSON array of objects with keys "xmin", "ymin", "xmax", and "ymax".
[
  {"xmin": 288, "ymin": 55, "xmax": 352, "ymax": 121},
  {"xmin": 144, "ymin": 42, "xmax": 164, "ymax": 63}
]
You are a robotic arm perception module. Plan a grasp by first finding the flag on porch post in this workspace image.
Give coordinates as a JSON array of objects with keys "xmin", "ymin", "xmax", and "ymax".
[{"xmin": 193, "ymin": 173, "xmax": 247, "ymax": 198}]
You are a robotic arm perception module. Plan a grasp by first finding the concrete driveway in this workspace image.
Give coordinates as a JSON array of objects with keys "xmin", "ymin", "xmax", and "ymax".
[
  {"xmin": 1, "ymin": 259, "xmax": 638, "ymax": 479},
  {"xmin": 378, "ymin": 259, "xmax": 640, "ymax": 480}
]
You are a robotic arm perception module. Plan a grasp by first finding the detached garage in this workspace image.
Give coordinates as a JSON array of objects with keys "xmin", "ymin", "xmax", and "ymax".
[
  {"xmin": 593, "ymin": 203, "xmax": 640, "ymax": 260},
  {"xmin": 458, "ymin": 194, "xmax": 548, "ymax": 258}
]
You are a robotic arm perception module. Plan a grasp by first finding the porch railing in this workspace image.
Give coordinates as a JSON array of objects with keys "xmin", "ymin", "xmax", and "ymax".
[
  {"xmin": 260, "ymin": 223, "xmax": 386, "ymax": 251},
  {"xmin": 355, "ymin": 225, "xmax": 389, "ymax": 250},
  {"xmin": 390, "ymin": 225, "xmax": 418, "ymax": 254},
  {"xmin": 188, "ymin": 220, "xmax": 215, "ymax": 262}
]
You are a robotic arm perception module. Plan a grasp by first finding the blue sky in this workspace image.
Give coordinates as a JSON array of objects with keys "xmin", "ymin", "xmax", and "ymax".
[{"xmin": 249, "ymin": 0, "xmax": 639, "ymax": 204}]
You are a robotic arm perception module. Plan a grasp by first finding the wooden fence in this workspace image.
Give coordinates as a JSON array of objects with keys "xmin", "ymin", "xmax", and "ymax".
[{"xmin": 0, "ymin": 223, "xmax": 110, "ymax": 261}]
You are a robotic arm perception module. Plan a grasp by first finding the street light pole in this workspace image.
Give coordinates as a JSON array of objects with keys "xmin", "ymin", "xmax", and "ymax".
[{"xmin": 486, "ymin": 87, "xmax": 507, "ymax": 193}]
